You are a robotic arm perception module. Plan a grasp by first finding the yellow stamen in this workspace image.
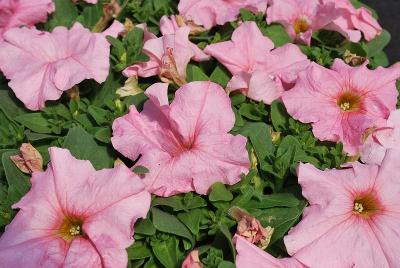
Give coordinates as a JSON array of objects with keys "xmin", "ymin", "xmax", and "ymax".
[{"xmin": 294, "ymin": 18, "xmax": 310, "ymax": 34}]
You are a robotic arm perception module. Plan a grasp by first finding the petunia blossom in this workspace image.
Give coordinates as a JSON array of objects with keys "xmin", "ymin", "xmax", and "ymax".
[
  {"xmin": 178, "ymin": 0, "xmax": 268, "ymax": 30},
  {"xmin": 112, "ymin": 82, "xmax": 250, "ymax": 196},
  {"xmin": 0, "ymin": 147, "xmax": 151, "ymax": 267},
  {"xmin": 235, "ymin": 235, "xmax": 304, "ymax": 268},
  {"xmin": 360, "ymin": 109, "xmax": 400, "ymax": 165},
  {"xmin": 266, "ymin": 0, "xmax": 339, "ymax": 45},
  {"xmin": 160, "ymin": 15, "xmax": 209, "ymax": 61},
  {"xmin": 204, "ymin": 21, "xmax": 309, "ymax": 104},
  {"xmin": 282, "ymin": 59, "xmax": 400, "ymax": 155},
  {"xmin": 0, "ymin": 21, "xmax": 122, "ymax": 110},
  {"xmin": 123, "ymin": 26, "xmax": 197, "ymax": 86},
  {"xmin": 284, "ymin": 153, "xmax": 400, "ymax": 267},
  {"xmin": 0, "ymin": 0, "xmax": 54, "ymax": 41},
  {"xmin": 323, "ymin": 0, "xmax": 382, "ymax": 41}
]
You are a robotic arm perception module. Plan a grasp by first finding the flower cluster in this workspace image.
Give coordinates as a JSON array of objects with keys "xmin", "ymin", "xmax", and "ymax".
[{"xmin": 0, "ymin": 0, "xmax": 399, "ymax": 267}]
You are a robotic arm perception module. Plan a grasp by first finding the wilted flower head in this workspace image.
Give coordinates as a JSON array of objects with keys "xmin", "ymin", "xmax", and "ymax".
[
  {"xmin": 123, "ymin": 26, "xmax": 196, "ymax": 86},
  {"xmin": 10, "ymin": 143, "xmax": 43, "ymax": 174},
  {"xmin": 182, "ymin": 250, "xmax": 203, "ymax": 268},
  {"xmin": 230, "ymin": 207, "xmax": 274, "ymax": 249},
  {"xmin": 0, "ymin": 147, "xmax": 151, "ymax": 267}
]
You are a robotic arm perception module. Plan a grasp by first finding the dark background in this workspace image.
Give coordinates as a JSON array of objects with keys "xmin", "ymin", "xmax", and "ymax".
[{"xmin": 364, "ymin": 0, "xmax": 400, "ymax": 64}]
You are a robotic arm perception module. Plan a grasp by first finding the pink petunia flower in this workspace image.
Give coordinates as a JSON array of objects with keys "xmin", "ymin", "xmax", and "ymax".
[
  {"xmin": 123, "ymin": 26, "xmax": 197, "ymax": 86},
  {"xmin": 323, "ymin": 0, "xmax": 382, "ymax": 41},
  {"xmin": 285, "ymin": 153, "xmax": 400, "ymax": 267},
  {"xmin": 178, "ymin": 0, "xmax": 268, "ymax": 30},
  {"xmin": 0, "ymin": 21, "xmax": 122, "ymax": 110},
  {"xmin": 235, "ymin": 235, "xmax": 304, "ymax": 268},
  {"xmin": 360, "ymin": 109, "xmax": 400, "ymax": 165},
  {"xmin": 282, "ymin": 59, "xmax": 400, "ymax": 155},
  {"xmin": 266, "ymin": 0, "xmax": 339, "ymax": 45},
  {"xmin": 160, "ymin": 15, "xmax": 210, "ymax": 61},
  {"xmin": 0, "ymin": 147, "xmax": 151, "ymax": 267},
  {"xmin": 182, "ymin": 250, "xmax": 203, "ymax": 268},
  {"xmin": 204, "ymin": 21, "xmax": 309, "ymax": 104},
  {"xmin": 112, "ymin": 82, "xmax": 250, "ymax": 196},
  {"xmin": 0, "ymin": 0, "xmax": 54, "ymax": 41}
]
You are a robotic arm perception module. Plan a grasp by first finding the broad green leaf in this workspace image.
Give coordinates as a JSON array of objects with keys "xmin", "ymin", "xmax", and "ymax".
[
  {"xmin": 151, "ymin": 236, "xmax": 179, "ymax": 268},
  {"xmin": 135, "ymin": 218, "xmax": 156, "ymax": 236},
  {"xmin": 127, "ymin": 241, "xmax": 152, "ymax": 260},
  {"xmin": 151, "ymin": 208, "xmax": 195, "ymax": 245},
  {"xmin": 209, "ymin": 182, "xmax": 233, "ymax": 202},
  {"xmin": 364, "ymin": 30, "xmax": 390, "ymax": 57},
  {"xmin": 186, "ymin": 64, "xmax": 209, "ymax": 82},
  {"xmin": 46, "ymin": 0, "xmax": 78, "ymax": 29},
  {"xmin": 177, "ymin": 209, "xmax": 204, "ymax": 235},
  {"xmin": 15, "ymin": 113, "xmax": 53, "ymax": 134},
  {"xmin": 63, "ymin": 127, "xmax": 114, "ymax": 169},
  {"xmin": 210, "ymin": 65, "xmax": 231, "ymax": 87},
  {"xmin": 243, "ymin": 193, "xmax": 300, "ymax": 209},
  {"xmin": 2, "ymin": 150, "xmax": 30, "ymax": 205},
  {"xmin": 263, "ymin": 24, "xmax": 291, "ymax": 47},
  {"xmin": 239, "ymin": 122, "xmax": 274, "ymax": 167}
]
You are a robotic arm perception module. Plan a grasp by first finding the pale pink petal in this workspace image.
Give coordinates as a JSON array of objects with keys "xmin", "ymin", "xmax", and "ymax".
[
  {"xmin": 247, "ymin": 70, "xmax": 283, "ymax": 104},
  {"xmin": 63, "ymin": 237, "xmax": 102, "ymax": 267},
  {"xmin": 235, "ymin": 235, "xmax": 304, "ymax": 268},
  {"xmin": 0, "ymin": 237, "xmax": 67, "ymax": 267},
  {"xmin": 101, "ymin": 20, "xmax": 125, "ymax": 38},
  {"xmin": 204, "ymin": 21, "xmax": 274, "ymax": 74},
  {"xmin": 169, "ymin": 81, "xmax": 235, "ymax": 140},
  {"xmin": 0, "ymin": 0, "xmax": 54, "ymax": 40}
]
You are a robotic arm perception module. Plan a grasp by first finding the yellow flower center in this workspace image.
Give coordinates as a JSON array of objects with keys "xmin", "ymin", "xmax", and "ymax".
[
  {"xmin": 353, "ymin": 192, "xmax": 381, "ymax": 218},
  {"xmin": 58, "ymin": 217, "xmax": 83, "ymax": 241},
  {"xmin": 337, "ymin": 91, "xmax": 362, "ymax": 112},
  {"xmin": 294, "ymin": 18, "xmax": 310, "ymax": 34}
]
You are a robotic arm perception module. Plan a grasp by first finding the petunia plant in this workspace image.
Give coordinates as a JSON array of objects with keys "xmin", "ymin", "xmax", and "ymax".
[{"xmin": 0, "ymin": 0, "xmax": 399, "ymax": 267}]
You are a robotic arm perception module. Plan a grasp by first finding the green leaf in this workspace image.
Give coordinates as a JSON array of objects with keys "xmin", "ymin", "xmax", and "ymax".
[
  {"xmin": 186, "ymin": 64, "xmax": 209, "ymax": 82},
  {"xmin": 151, "ymin": 208, "xmax": 195, "ymax": 245},
  {"xmin": 135, "ymin": 218, "xmax": 156, "ymax": 236},
  {"xmin": 76, "ymin": 4, "xmax": 103, "ymax": 29},
  {"xmin": 63, "ymin": 127, "xmax": 114, "ymax": 169},
  {"xmin": 15, "ymin": 113, "xmax": 53, "ymax": 134},
  {"xmin": 239, "ymin": 122, "xmax": 274, "ymax": 167},
  {"xmin": 263, "ymin": 24, "xmax": 291, "ymax": 47},
  {"xmin": 271, "ymin": 101, "xmax": 289, "ymax": 132},
  {"xmin": 88, "ymin": 106, "xmax": 114, "ymax": 126},
  {"xmin": 133, "ymin": 165, "xmax": 149, "ymax": 175},
  {"xmin": 177, "ymin": 209, "xmax": 204, "ymax": 235},
  {"xmin": 152, "ymin": 196, "xmax": 185, "ymax": 211},
  {"xmin": 0, "ymin": 86, "xmax": 27, "ymax": 119},
  {"xmin": 127, "ymin": 241, "xmax": 152, "ymax": 260},
  {"xmin": 243, "ymin": 193, "xmax": 300, "ymax": 209},
  {"xmin": 364, "ymin": 30, "xmax": 390, "ymax": 57},
  {"xmin": 46, "ymin": 0, "xmax": 78, "ymax": 29},
  {"xmin": 94, "ymin": 127, "xmax": 111, "ymax": 143},
  {"xmin": 151, "ymin": 236, "xmax": 179, "ymax": 268},
  {"xmin": 209, "ymin": 182, "xmax": 233, "ymax": 202},
  {"xmin": 210, "ymin": 65, "xmax": 231, "ymax": 87},
  {"xmin": 218, "ymin": 261, "xmax": 236, "ymax": 268},
  {"xmin": 2, "ymin": 150, "xmax": 30, "ymax": 205}
]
